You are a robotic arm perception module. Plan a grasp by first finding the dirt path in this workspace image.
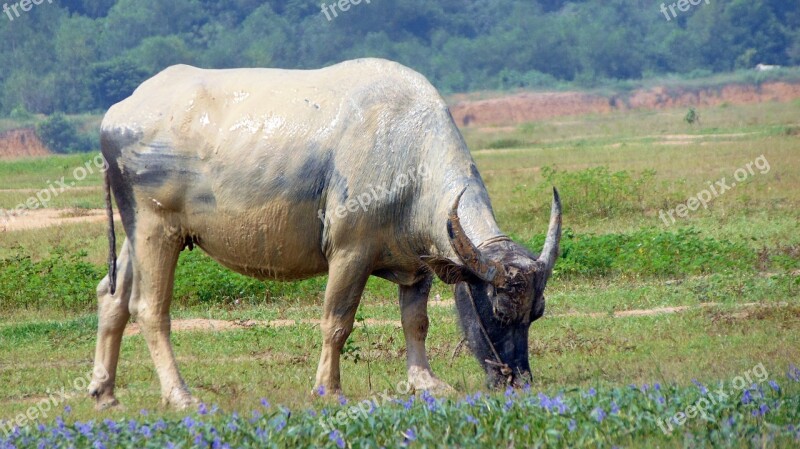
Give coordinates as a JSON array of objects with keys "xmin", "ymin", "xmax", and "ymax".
[
  {"xmin": 121, "ymin": 301, "xmax": 775, "ymax": 336},
  {"xmin": 1, "ymin": 208, "xmax": 118, "ymax": 232}
]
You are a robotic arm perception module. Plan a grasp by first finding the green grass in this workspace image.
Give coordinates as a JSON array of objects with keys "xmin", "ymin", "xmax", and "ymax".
[{"xmin": 0, "ymin": 100, "xmax": 798, "ymax": 447}]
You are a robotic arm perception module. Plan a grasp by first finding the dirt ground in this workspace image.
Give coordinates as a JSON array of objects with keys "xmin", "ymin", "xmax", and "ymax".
[
  {"xmin": 119, "ymin": 301, "xmax": 781, "ymax": 336},
  {"xmin": 0, "ymin": 128, "xmax": 49, "ymax": 159},
  {"xmin": 449, "ymin": 81, "xmax": 800, "ymax": 127},
  {"xmin": 0, "ymin": 208, "xmax": 117, "ymax": 232}
]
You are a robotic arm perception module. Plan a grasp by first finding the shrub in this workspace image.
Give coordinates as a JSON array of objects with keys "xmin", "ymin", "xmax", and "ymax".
[
  {"xmin": 35, "ymin": 114, "xmax": 95, "ymax": 153},
  {"xmin": 525, "ymin": 227, "xmax": 756, "ymax": 279},
  {"xmin": 540, "ymin": 166, "xmax": 657, "ymax": 219}
]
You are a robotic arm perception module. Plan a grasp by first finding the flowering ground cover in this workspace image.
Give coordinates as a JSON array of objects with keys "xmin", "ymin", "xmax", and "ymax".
[{"xmin": 3, "ymin": 365, "xmax": 800, "ymax": 448}]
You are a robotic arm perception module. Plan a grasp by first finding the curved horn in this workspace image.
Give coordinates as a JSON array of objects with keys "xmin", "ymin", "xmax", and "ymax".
[
  {"xmin": 538, "ymin": 187, "xmax": 562, "ymax": 277},
  {"xmin": 447, "ymin": 187, "xmax": 507, "ymax": 286}
]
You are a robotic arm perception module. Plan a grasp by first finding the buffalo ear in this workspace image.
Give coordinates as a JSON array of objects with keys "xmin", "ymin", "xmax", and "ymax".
[{"xmin": 421, "ymin": 256, "xmax": 472, "ymax": 284}]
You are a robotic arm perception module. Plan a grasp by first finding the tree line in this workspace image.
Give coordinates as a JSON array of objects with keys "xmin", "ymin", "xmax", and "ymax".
[{"xmin": 0, "ymin": 0, "xmax": 797, "ymax": 115}]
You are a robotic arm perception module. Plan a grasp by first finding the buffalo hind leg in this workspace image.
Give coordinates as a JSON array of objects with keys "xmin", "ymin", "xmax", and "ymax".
[
  {"xmin": 314, "ymin": 254, "xmax": 371, "ymax": 394},
  {"xmin": 89, "ymin": 239, "xmax": 134, "ymax": 410},
  {"xmin": 400, "ymin": 276, "xmax": 454, "ymax": 393},
  {"xmin": 132, "ymin": 222, "xmax": 193, "ymax": 409}
]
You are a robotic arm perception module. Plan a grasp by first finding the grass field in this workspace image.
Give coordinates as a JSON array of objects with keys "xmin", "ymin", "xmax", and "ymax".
[{"xmin": 0, "ymin": 100, "xmax": 799, "ymax": 447}]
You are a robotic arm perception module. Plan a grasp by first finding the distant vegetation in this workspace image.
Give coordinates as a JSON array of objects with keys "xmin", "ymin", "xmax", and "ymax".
[{"xmin": 0, "ymin": 0, "xmax": 798, "ymax": 116}]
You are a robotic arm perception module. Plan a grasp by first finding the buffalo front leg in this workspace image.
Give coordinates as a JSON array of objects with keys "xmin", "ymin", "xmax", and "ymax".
[
  {"xmin": 400, "ymin": 276, "xmax": 454, "ymax": 393},
  {"xmin": 132, "ymin": 225, "xmax": 193, "ymax": 409},
  {"xmin": 314, "ymin": 256, "xmax": 371, "ymax": 394},
  {"xmin": 89, "ymin": 239, "xmax": 133, "ymax": 410}
]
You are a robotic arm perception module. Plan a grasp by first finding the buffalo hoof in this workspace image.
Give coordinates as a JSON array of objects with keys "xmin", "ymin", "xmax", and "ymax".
[
  {"xmin": 163, "ymin": 388, "xmax": 198, "ymax": 410},
  {"xmin": 94, "ymin": 395, "xmax": 122, "ymax": 411},
  {"xmin": 408, "ymin": 367, "xmax": 455, "ymax": 395},
  {"xmin": 90, "ymin": 385, "xmax": 122, "ymax": 411}
]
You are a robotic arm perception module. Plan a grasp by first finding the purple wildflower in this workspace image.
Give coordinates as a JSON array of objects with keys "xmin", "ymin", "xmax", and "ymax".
[
  {"xmin": 63, "ymin": 405, "xmax": 72, "ymax": 414},
  {"xmin": 140, "ymin": 426, "xmax": 152, "ymax": 438},
  {"xmin": 465, "ymin": 393, "xmax": 477, "ymax": 406},
  {"xmin": 587, "ymin": 387, "xmax": 597, "ymax": 397},
  {"xmin": 742, "ymin": 390, "xmax": 752, "ymax": 405},
  {"xmin": 329, "ymin": 430, "xmax": 345, "ymax": 448},
  {"xmin": 260, "ymin": 398, "xmax": 270, "ymax": 408},
  {"xmin": 198, "ymin": 403, "xmax": 209, "ymax": 415},
  {"xmin": 593, "ymin": 407, "xmax": 606, "ymax": 423},
  {"xmin": 403, "ymin": 428, "xmax": 417, "ymax": 443},
  {"xmin": 316, "ymin": 385, "xmax": 326, "ymax": 396},
  {"xmin": 422, "ymin": 390, "xmax": 437, "ymax": 411},
  {"xmin": 788, "ymin": 364, "xmax": 800, "ymax": 382},
  {"xmin": 611, "ymin": 402, "xmax": 620, "ymax": 415},
  {"xmin": 568, "ymin": 419, "xmax": 577, "ymax": 432},
  {"xmin": 692, "ymin": 379, "xmax": 708, "ymax": 395},
  {"xmin": 654, "ymin": 383, "xmax": 661, "ymax": 391},
  {"xmin": 769, "ymin": 380, "xmax": 780, "ymax": 391},
  {"xmin": 466, "ymin": 414, "xmax": 479, "ymax": 425},
  {"xmin": 338, "ymin": 395, "xmax": 348, "ymax": 406}
]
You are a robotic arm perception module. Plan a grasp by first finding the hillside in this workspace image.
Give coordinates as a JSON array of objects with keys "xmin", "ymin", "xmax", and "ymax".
[
  {"xmin": 1, "ymin": 0, "xmax": 798, "ymax": 116},
  {"xmin": 450, "ymin": 81, "xmax": 800, "ymax": 127},
  {"xmin": 0, "ymin": 129, "xmax": 50, "ymax": 159}
]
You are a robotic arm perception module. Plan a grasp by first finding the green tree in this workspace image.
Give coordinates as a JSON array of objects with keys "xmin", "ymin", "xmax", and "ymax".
[{"xmin": 89, "ymin": 59, "xmax": 150, "ymax": 110}]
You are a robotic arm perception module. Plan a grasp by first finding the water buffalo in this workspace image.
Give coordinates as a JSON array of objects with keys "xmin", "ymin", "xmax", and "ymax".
[{"xmin": 90, "ymin": 58, "xmax": 561, "ymax": 409}]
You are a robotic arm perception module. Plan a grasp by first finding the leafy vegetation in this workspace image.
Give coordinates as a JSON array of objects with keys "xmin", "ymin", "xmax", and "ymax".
[
  {"xmin": 1, "ymin": 1, "xmax": 799, "ymax": 115},
  {"xmin": 35, "ymin": 113, "xmax": 97, "ymax": 153},
  {"xmin": 2, "ymin": 374, "xmax": 800, "ymax": 448}
]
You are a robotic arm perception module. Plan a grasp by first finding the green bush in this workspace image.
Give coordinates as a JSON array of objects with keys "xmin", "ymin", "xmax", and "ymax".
[
  {"xmin": 0, "ymin": 247, "xmax": 104, "ymax": 311},
  {"xmin": 35, "ymin": 113, "xmax": 96, "ymax": 153},
  {"xmin": 541, "ymin": 166, "xmax": 657, "ymax": 219},
  {"xmin": 525, "ymin": 227, "xmax": 756, "ymax": 279}
]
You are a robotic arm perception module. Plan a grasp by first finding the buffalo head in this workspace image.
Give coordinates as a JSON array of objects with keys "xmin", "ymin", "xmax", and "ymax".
[{"xmin": 446, "ymin": 188, "xmax": 562, "ymax": 388}]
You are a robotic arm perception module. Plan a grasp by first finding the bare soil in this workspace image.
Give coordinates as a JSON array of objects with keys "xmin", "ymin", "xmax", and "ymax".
[
  {"xmin": 0, "ymin": 128, "xmax": 50, "ymax": 159},
  {"xmin": 0, "ymin": 208, "xmax": 117, "ymax": 232},
  {"xmin": 121, "ymin": 301, "xmax": 778, "ymax": 336},
  {"xmin": 449, "ymin": 81, "xmax": 800, "ymax": 127}
]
